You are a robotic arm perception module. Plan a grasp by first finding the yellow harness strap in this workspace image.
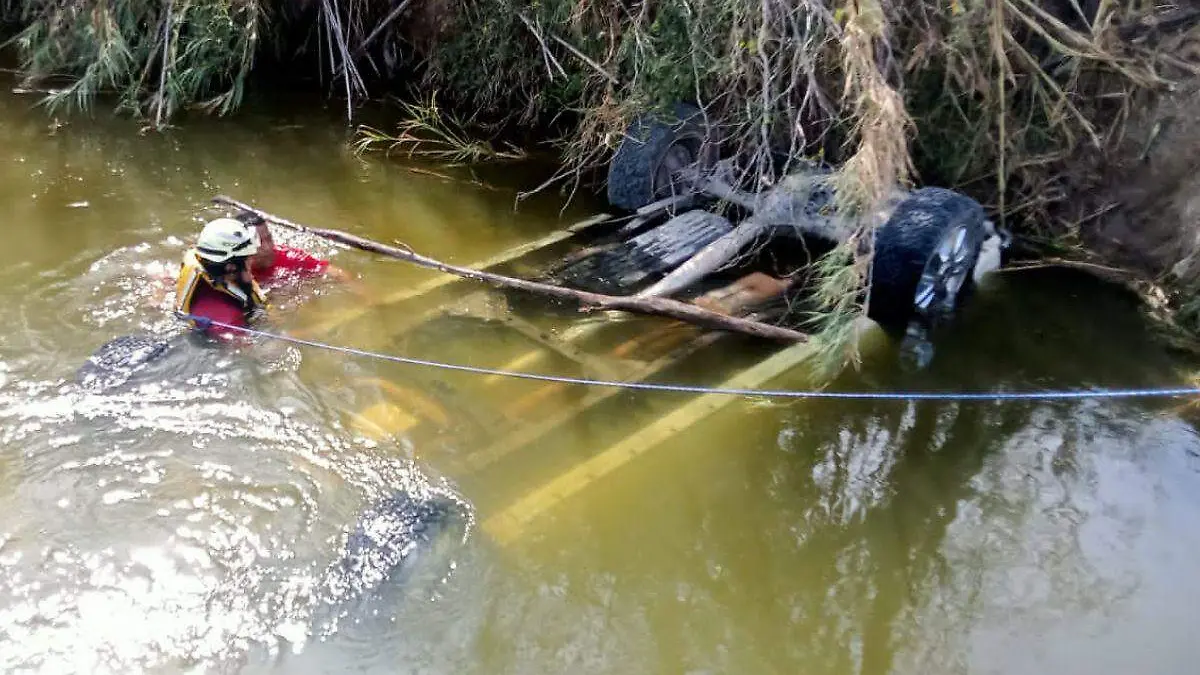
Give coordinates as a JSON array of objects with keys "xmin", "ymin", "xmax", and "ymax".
[{"xmin": 174, "ymin": 250, "xmax": 267, "ymax": 322}]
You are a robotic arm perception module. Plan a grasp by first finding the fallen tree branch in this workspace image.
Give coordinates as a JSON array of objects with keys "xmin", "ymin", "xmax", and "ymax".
[{"xmin": 212, "ymin": 195, "xmax": 808, "ymax": 343}]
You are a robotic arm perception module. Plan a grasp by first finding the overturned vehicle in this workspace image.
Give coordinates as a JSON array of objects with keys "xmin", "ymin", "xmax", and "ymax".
[{"xmin": 555, "ymin": 103, "xmax": 1010, "ymax": 364}]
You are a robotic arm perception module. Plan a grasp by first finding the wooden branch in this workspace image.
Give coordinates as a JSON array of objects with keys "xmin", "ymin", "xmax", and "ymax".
[
  {"xmin": 154, "ymin": 0, "xmax": 174, "ymax": 129},
  {"xmin": 333, "ymin": 0, "xmax": 416, "ymax": 78},
  {"xmin": 516, "ymin": 11, "xmax": 568, "ymax": 80},
  {"xmin": 212, "ymin": 195, "xmax": 809, "ymax": 343},
  {"xmin": 320, "ymin": 0, "xmax": 363, "ymax": 123},
  {"xmin": 515, "ymin": 12, "xmax": 619, "ymax": 86},
  {"xmin": 550, "ymin": 33, "xmax": 619, "ymax": 85}
]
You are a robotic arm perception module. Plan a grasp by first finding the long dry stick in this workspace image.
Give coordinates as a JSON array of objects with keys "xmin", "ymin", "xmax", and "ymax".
[
  {"xmin": 154, "ymin": 0, "xmax": 174, "ymax": 129},
  {"xmin": 517, "ymin": 11, "xmax": 568, "ymax": 79},
  {"xmin": 512, "ymin": 12, "xmax": 616, "ymax": 85},
  {"xmin": 212, "ymin": 195, "xmax": 809, "ymax": 343},
  {"xmin": 548, "ymin": 32, "xmax": 619, "ymax": 85},
  {"xmin": 991, "ymin": 0, "xmax": 1008, "ymax": 230},
  {"xmin": 321, "ymin": 0, "xmax": 361, "ymax": 123},
  {"xmin": 333, "ymin": 0, "xmax": 416, "ymax": 78}
]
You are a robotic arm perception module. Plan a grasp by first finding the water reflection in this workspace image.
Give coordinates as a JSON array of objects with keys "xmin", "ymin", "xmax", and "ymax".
[{"xmin": 471, "ymin": 271, "xmax": 1200, "ymax": 675}]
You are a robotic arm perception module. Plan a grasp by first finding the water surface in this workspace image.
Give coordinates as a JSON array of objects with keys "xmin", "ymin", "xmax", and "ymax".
[{"xmin": 1, "ymin": 82, "xmax": 1199, "ymax": 675}]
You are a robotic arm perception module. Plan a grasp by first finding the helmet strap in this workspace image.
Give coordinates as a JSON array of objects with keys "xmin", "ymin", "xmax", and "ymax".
[{"xmin": 199, "ymin": 258, "xmax": 228, "ymax": 280}]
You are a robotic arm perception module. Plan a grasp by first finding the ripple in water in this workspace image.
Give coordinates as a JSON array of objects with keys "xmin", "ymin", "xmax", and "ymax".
[
  {"xmin": 0, "ymin": 223, "xmax": 847, "ymax": 673},
  {"xmin": 0, "ymin": 344, "xmax": 474, "ymax": 673}
]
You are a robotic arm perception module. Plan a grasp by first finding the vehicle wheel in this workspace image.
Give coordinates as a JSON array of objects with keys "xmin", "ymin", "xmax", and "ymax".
[
  {"xmin": 606, "ymin": 103, "xmax": 719, "ymax": 211},
  {"xmin": 314, "ymin": 489, "xmax": 470, "ymax": 625},
  {"xmin": 867, "ymin": 187, "xmax": 988, "ymax": 330},
  {"xmin": 76, "ymin": 333, "xmax": 173, "ymax": 391}
]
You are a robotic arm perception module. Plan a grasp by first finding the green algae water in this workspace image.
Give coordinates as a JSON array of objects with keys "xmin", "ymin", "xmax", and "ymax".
[{"xmin": 2, "ymin": 80, "xmax": 1200, "ymax": 675}]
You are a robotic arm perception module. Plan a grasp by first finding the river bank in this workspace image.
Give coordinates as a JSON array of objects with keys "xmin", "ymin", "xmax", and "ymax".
[{"xmin": 3, "ymin": 2, "xmax": 1200, "ymax": 354}]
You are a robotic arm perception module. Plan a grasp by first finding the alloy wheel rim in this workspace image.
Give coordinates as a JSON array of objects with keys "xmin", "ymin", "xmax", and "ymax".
[{"xmin": 913, "ymin": 224, "xmax": 974, "ymax": 318}]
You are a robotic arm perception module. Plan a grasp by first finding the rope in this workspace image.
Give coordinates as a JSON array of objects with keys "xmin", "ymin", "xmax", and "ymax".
[{"xmin": 176, "ymin": 313, "xmax": 1200, "ymax": 402}]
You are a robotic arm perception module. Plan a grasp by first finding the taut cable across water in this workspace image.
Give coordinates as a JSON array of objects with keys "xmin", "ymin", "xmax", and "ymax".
[{"xmin": 171, "ymin": 313, "xmax": 1200, "ymax": 402}]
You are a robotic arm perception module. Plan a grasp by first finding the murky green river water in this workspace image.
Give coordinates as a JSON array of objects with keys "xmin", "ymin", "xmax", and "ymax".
[{"xmin": 3, "ymin": 80, "xmax": 1200, "ymax": 675}]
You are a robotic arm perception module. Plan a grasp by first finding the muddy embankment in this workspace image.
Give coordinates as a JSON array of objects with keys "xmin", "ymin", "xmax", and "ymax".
[
  {"xmin": 3, "ymin": 1, "xmax": 1200, "ymax": 348},
  {"xmin": 1069, "ymin": 76, "xmax": 1200, "ymax": 336}
]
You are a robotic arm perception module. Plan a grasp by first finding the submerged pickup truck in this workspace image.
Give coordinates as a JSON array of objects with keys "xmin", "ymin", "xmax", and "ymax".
[{"xmin": 556, "ymin": 102, "xmax": 1009, "ymax": 364}]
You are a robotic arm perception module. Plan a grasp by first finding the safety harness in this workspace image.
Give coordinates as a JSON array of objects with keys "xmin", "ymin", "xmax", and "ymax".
[{"xmin": 174, "ymin": 250, "xmax": 267, "ymax": 329}]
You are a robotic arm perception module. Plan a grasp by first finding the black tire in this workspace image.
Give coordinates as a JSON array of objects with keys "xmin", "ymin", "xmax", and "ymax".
[
  {"xmin": 318, "ymin": 490, "xmax": 469, "ymax": 606},
  {"xmin": 606, "ymin": 103, "xmax": 719, "ymax": 211},
  {"xmin": 76, "ymin": 333, "xmax": 173, "ymax": 391},
  {"xmin": 867, "ymin": 187, "xmax": 988, "ymax": 330}
]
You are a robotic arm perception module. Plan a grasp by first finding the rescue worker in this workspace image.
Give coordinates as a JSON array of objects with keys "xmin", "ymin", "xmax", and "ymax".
[{"xmin": 174, "ymin": 217, "xmax": 267, "ymax": 341}]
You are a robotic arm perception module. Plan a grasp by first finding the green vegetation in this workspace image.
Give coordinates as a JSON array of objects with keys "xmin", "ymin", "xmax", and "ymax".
[
  {"xmin": 5, "ymin": 1, "xmax": 262, "ymax": 126},
  {"xmin": 353, "ymin": 93, "xmax": 528, "ymax": 164},
  {"xmin": 3, "ymin": 1, "xmax": 1198, "ymax": 363}
]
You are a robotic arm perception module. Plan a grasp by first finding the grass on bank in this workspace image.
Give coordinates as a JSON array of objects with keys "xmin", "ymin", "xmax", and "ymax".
[{"xmin": 352, "ymin": 93, "xmax": 528, "ymax": 165}]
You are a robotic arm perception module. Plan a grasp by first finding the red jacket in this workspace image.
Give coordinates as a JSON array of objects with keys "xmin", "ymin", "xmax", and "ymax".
[{"xmin": 255, "ymin": 246, "xmax": 330, "ymax": 286}]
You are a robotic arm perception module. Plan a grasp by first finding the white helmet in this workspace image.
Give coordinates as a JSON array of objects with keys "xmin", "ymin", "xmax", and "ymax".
[{"xmin": 194, "ymin": 217, "xmax": 260, "ymax": 263}]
